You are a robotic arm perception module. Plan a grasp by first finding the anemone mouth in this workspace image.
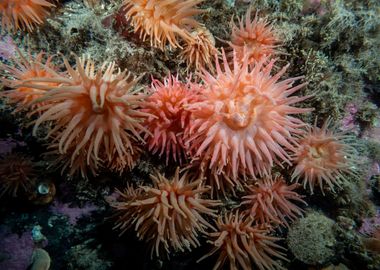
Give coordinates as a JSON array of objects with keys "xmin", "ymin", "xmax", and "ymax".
[
  {"xmin": 222, "ymin": 99, "xmax": 255, "ymax": 130},
  {"xmin": 224, "ymin": 111, "xmax": 251, "ymax": 130}
]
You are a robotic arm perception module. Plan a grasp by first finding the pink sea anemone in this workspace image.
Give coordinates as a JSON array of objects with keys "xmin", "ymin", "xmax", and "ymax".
[
  {"xmin": 198, "ymin": 211, "xmax": 287, "ymax": 270},
  {"xmin": 0, "ymin": 49, "xmax": 59, "ymax": 114},
  {"xmin": 242, "ymin": 175, "xmax": 306, "ymax": 228},
  {"xmin": 0, "ymin": 0, "xmax": 56, "ymax": 32},
  {"xmin": 28, "ymin": 55, "xmax": 149, "ymax": 177},
  {"xmin": 186, "ymin": 51, "xmax": 311, "ymax": 184},
  {"xmin": 123, "ymin": 0, "xmax": 203, "ymax": 49},
  {"xmin": 109, "ymin": 168, "xmax": 220, "ymax": 257},
  {"xmin": 291, "ymin": 118, "xmax": 358, "ymax": 194},
  {"xmin": 229, "ymin": 8, "xmax": 280, "ymax": 64},
  {"xmin": 179, "ymin": 27, "xmax": 219, "ymax": 71},
  {"xmin": 141, "ymin": 75, "xmax": 200, "ymax": 164}
]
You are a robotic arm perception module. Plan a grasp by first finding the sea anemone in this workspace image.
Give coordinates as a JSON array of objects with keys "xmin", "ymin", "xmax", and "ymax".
[
  {"xmin": 198, "ymin": 211, "xmax": 287, "ymax": 270},
  {"xmin": 186, "ymin": 51, "xmax": 311, "ymax": 183},
  {"xmin": 179, "ymin": 27, "xmax": 218, "ymax": 71},
  {"xmin": 29, "ymin": 55, "xmax": 149, "ymax": 177},
  {"xmin": 123, "ymin": 0, "xmax": 203, "ymax": 49},
  {"xmin": 242, "ymin": 175, "xmax": 306, "ymax": 228},
  {"xmin": 188, "ymin": 156, "xmax": 243, "ymax": 198},
  {"xmin": 0, "ymin": 0, "xmax": 56, "ymax": 32},
  {"xmin": 229, "ymin": 8, "xmax": 279, "ymax": 64},
  {"xmin": 0, "ymin": 49, "xmax": 59, "ymax": 114},
  {"xmin": 291, "ymin": 118, "xmax": 358, "ymax": 194},
  {"xmin": 0, "ymin": 154, "xmax": 36, "ymax": 198},
  {"xmin": 142, "ymin": 75, "xmax": 200, "ymax": 164},
  {"xmin": 109, "ymin": 168, "xmax": 220, "ymax": 257}
]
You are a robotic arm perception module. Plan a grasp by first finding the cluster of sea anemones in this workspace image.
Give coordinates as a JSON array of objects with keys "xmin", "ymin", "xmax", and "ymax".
[{"xmin": 0, "ymin": 3, "xmax": 361, "ymax": 270}]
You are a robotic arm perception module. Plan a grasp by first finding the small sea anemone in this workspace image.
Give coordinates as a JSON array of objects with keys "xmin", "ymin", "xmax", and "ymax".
[
  {"xmin": 189, "ymin": 156, "xmax": 243, "ymax": 198},
  {"xmin": 242, "ymin": 175, "xmax": 306, "ymax": 228},
  {"xmin": 179, "ymin": 27, "xmax": 218, "ymax": 71},
  {"xmin": 186, "ymin": 51, "xmax": 311, "ymax": 182},
  {"xmin": 229, "ymin": 8, "xmax": 279, "ymax": 64},
  {"xmin": 123, "ymin": 0, "xmax": 203, "ymax": 49},
  {"xmin": 29, "ymin": 55, "xmax": 149, "ymax": 177},
  {"xmin": 0, "ymin": 49, "xmax": 59, "ymax": 113},
  {"xmin": 142, "ymin": 75, "xmax": 200, "ymax": 164},
  {"xmin": 0, "ymin": 0, "xmax": 56, "ymax": 32},
  {"xmin": 291, "ymin": 118, "xmax": 358, "ymax": 194},
  {"xmin": 198, "ymin": 211, "xmax": 287, "ymax": 270},
  {"xmin": 109, "ymin": 168, "xmax": 220, "ymax": 257},
  {"xmin": 0, "ymin": 154, "xmax": 36, "ymax": 198}
]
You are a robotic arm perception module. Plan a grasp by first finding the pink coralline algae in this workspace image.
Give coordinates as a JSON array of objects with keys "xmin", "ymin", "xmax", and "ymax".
[
  {"xmin": 0, "ymin": 138, "xmax": 26, "ymax": 156},
  {"xmin": 0, "ymin": 36, "xmax": 16, "ymax": 60},
  {"xmin": 341, "ymin": 103, "xmax": 359, "ymax": 133},
  {"xmin": 359, "ymin": 210, "xmax": 380, "ymax": 237},
  {"xmin": 50, "ymin": 200, "xmax": 98, "ymax": 225},
  {"xmin": 0, "ymin": 225, "xmax": 34, "ymax": 270}
]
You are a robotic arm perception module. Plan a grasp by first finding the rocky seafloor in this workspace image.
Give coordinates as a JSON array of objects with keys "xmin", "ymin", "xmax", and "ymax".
[{"xmin": 0, "ymin": 0, "xmax": 379, "ymax": 270}]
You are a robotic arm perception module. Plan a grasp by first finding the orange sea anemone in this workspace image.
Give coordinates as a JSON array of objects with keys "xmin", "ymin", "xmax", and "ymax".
[
  {"xmin": 0, "ymin": 0, "xmax": 56, "ymax": 32},
  {"xmin": 29, "ymin": 55, "xmax": 149, "ymax": 177},
  {"xmin": 242, "ymin": 175, "xmax": 306, "ymax": 228},
  {"xmin": 0, "ymin": 49, "xmax": 59, "ymax": 114},
  {"xmin": 198, "ymin": 211, "xmax": 287, "ymax": 270},
  {"xmin": 186, "ymin": 51, "xmax": 311, "ymax": 183},
  {"xmin": 109, "ymin": 168, "xmax": 220, "ymax": 257},
  {"xmin": 0, "ymin": 154, "xmax": 36, "ymax": 198},
  {"xmin": 142, "ymin": 75, "xmax": 200, "ymax": 164},
  {"xmin": 229, "ymin": 8, "xmax": 280, "ymax": 64},
  {"xmin": 123, "ymin": 0, "xmax": 203, "ymax": 49},
  {"xmin": 179, "ymin": 27, "xmax": 218, "ymax": 72},
  {"xmin": 291, "ymin": 118, "xmax": 358, "ymax": 194}
]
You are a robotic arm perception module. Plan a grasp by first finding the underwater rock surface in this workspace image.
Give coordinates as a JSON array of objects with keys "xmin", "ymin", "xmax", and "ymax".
[{"xmin": 0, "ymin": 0, "xmax": 379, "ymax": 269}]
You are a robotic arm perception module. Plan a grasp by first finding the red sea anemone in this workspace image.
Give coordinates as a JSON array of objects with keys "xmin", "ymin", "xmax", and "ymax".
[
  {"xmin": 291, "ymin": 118, "xmax": 358, "ymax": 194},
  {"xmin": 0, "ymin": 49, "xmax": 59, "ymax": 114},
  {"xmin": 109, "ymin": 168, "xmax": 220, "ymax": 257},
  {"xmin": 123, "ymin": 0, "xmax": 203, "ymax": 49},
  {"xmin": 229, "ymin": 8, "xmax": 279, "ymax": 64},
  {"xmin": 0, "ymin": 154, "xmax": 36, "ymax": 198},
  {"xmin": 198, "ymin": 211, "xmax": 287, "ymax": 270},
  {"xmin": 142, "ymin": 75, "xmax": 200, "ymax": 164},
  {"xmin": 186, "ymin": 52, "xmax": 311, "ymax": 183},
  {"xmin": 0, "ymin": 0, "xmax": 56, "ymax": 32},
  {"xmin": 242, "ymin": 175, "xmax": 306, "ymax": 228},
  {"xmin": 29, "ymin": 55, "xmax": 149, "ymax": 177}
]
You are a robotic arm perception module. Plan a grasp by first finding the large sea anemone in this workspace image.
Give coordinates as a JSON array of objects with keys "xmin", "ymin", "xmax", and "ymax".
[
  {"xmin": 123, "ymin": 0, "xmax": 203, "ymax": 49},
  {"xmin": 0, "ymin": 0, "xmax": 56, "ymax": 32},
  {"xmin": 109, "ymin": 168, "xmax": 220, "ymax": 257},
  {"xmin": 29, "ymin": 55, "xmax": 149, "ymax": 177},
  {"xmin": 291, "ymin": 118, "xmax": 358, "ymax": 194},
  {"xmin": 186, "ymin": 52, "xmax": 311, "ymax": 185}
]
